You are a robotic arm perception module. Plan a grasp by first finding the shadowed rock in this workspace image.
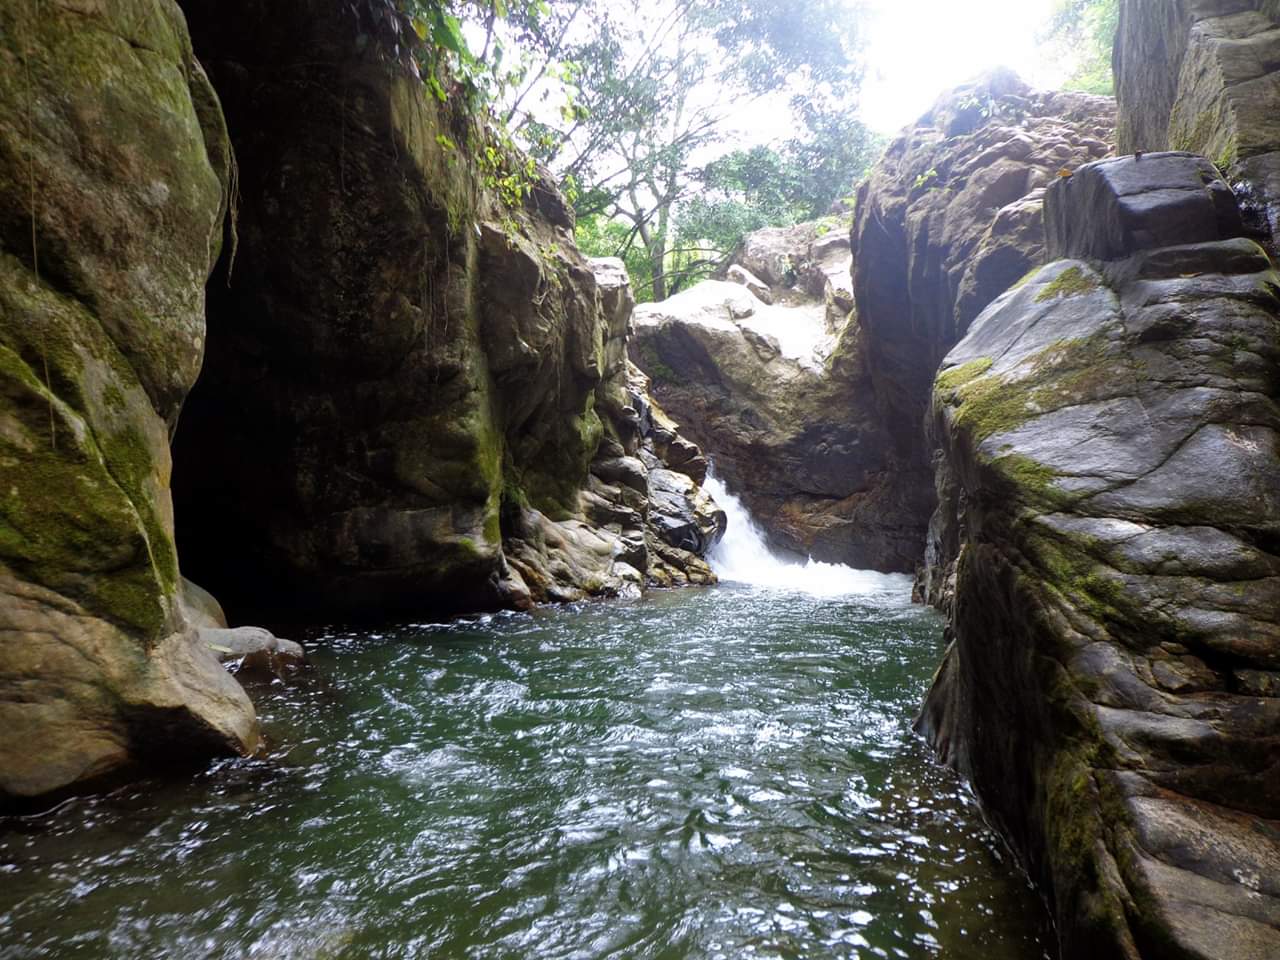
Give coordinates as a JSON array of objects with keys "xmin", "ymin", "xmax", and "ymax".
[
  {"xmin": 173, "ymin": 0, "xmax": 721, "ymax": 618},
  {"xmin": 0, "ymin": 0, "xmax": 259, "ymax": 805},
  {"xmin": 852, "ymin": 71, "xmax": 1116, "ymax": 575},
  {"xmin": 1046, "ymin": 152, "xmax": 1243, "ymax": 260}
]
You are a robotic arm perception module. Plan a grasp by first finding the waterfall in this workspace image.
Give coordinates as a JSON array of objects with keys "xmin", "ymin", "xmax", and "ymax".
[{"xmin": 702, "ymin": 473, "xmax": 910, "ymax": 598}]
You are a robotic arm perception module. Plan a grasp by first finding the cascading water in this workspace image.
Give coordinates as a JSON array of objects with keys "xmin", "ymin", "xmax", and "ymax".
[{"xmin": 703, "ymin": 473, "xmax": 906, "ymax": 598}]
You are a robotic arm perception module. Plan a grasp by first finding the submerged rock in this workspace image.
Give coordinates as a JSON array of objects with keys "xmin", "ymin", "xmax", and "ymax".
[
  {"xmin": 919, "ymin": 152, "xmax": 1280, "ymax": 959},
  {"xmin": 201, "ymin": 626, "xmax": 306, "ymax": 681}
]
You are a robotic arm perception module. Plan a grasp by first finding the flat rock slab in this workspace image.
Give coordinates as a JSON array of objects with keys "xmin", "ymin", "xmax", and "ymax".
[{"xmin": 1046, "ymin": 152, "xmax": 1243, "ymax": 260}]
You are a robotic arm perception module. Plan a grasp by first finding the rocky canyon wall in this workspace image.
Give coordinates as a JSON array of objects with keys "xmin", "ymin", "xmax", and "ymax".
[
  {"xmin": 0, "ymin": 0, "xmax": 258, "ymax": 804},
  {"xmin": 175, "ymin": 0, "xmax": 720, "ymax": 622},
  {"xmin": 0, "ymin": 0, "xmax": 721, "ymax": 805},
  {"xmin": 851, "ymin": 70, "xmax": 1115, "ymax": 586},
  {"xmin": 917, "ymin": 3, "xmax": 1280, "ymax": 957},
  {"xmin": 632, "ymin": 72, "xmax": 1114, "ymax": 574},
  {"xmin": 628, "ymin": 222, "xmax": 919, "ymax": 570}
]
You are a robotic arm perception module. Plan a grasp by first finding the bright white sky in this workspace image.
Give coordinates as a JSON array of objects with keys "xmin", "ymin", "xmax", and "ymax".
[{"xmin": 857, "ymin": 0, "xmax": 1067, "ymax": 133}]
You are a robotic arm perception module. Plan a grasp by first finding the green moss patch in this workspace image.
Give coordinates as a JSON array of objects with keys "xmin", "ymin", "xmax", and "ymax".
[
  {"xmin": 1035, "ymin": 266, "xmax": 1101, "ymax": 303},
  {"xmin": 941, "ymin": 332, "xmax": 1121, "ymax": 443},
  {"xmin": 991, "ymin": 453, "xmax": 1073, "ymax": 511},
  {"xmin": 1024, "ymin": 526, "xmax": 1135, "ymax": 627},
  {"xmin": 0, "ymin": 259, "xmax": 179, "ymax": 637},
  {"xmin": 936, "ymin": 356, "xmax": 993, "ymax": 392}
]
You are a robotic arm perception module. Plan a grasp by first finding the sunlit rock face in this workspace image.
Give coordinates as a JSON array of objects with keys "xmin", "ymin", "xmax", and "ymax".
[
  {"xmin": 0, "ymin": 0, "xmax": 259, "ymax": 805},
  {"xmin": 918, "ymin": 150, "xmax": 1280, "ymax": 960},
  {"xmin": 852, "ymin": 69, "xmax": 1116, "ymax": 583},
  {"xmin": 914, "ymin": 7, "xmax": 1280, "ymax": 956},
  {"xmin": 634, "ymin": 76, "xmax": 1116, "ymax": 574},
  {"xmin": 629, "ymin": 224, "xmax": 925, "ymax": 572}
]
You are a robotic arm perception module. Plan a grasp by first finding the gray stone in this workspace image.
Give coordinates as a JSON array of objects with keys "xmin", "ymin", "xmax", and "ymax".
[
  {"xmin": 919, "ymin": 156, "xmax": 1280, "ymax": 959},
  {"xmin": 1045, "ymin": 152, "xmax": 1244, "ymax": 261},
  {"xmin": 726, "ymin": 263, "xmax": 774, "ymax": 304}
]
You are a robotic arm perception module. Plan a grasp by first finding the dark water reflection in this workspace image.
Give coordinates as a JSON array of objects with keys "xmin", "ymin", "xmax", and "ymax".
[{"xmin": 0, "ymin": 583, "xmax": 1051, "ymax": 959}]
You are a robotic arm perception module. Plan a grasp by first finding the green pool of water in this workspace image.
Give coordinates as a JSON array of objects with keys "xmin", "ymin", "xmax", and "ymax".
[{"xmin": 0, "ymin": 582, "xmax": 1051, "ymax": 959}]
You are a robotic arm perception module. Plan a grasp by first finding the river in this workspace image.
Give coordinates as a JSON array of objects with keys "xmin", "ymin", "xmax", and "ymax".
[{"xmin": 0, "ymin": 480, "xmax": 1051, "ymax": 959}]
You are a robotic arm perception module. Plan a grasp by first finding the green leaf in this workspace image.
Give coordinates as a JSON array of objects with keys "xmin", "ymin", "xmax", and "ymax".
[{"xmin": 434, "ymin": 14, "xmax": 467, "ymax": 56}]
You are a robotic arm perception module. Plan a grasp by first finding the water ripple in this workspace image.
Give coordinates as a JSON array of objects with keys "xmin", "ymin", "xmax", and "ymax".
[{"xmin": 0, "ymin": 584, "xmax": 1050, "ymax": 959}]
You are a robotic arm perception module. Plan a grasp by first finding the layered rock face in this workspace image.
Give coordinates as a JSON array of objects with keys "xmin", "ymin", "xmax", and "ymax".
[
  {"xmin": 918, "ymin": 153, "xmax": 1280, "ymax": 958},
  {"xmin": 1115, "ymin": 0, "xmax": 1280, "ymax": 271},
  {"xmin": 630, "ymin": 225, "xmax": 923, "ymax": 570},
  {"xmin": 0, "ymin": 1, "xmax": 258, "ymax": 803},
  {"xmin": 852, "ymin": 70, "xmax": 1116, "ymax": 575},
  {"xmin": 172, "ymin": 0, "xmax": 720, "ymax": 621},
  {"xmin": 915, "ymin": 8, "xmax": 1280, "ymax": 956}
]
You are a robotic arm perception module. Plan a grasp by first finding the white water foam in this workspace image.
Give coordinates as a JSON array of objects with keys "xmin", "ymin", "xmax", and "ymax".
[{"xmin": 703, "ymin": 473, "xmax": 912, "ymax": 598}]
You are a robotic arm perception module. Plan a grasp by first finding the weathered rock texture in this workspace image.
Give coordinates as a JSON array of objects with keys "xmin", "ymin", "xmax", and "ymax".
[
  {"xmin": 1116, "ymin": 1, "xmax": 1280, "ymax": 241},
  {"xmin": 0, "ymin": 0, "xmax": 258, "ymax": 804},
  {"xmin": 852, "ymin": 70, "xmax": 1115, "ymax": 573},
  {"xmin": 637, "ymin": 76, "xmax": 1116, "ymax": 574},
  {"xmin": 918, "ymin": 152, "xmax": 1280, "ymax": 959},
  {"xmin": 915, "ymin": 8, "xmax": 1280, "ymax": 955},
  {"xmin": 630, "ymin": 227, "xmax": 925, "ymax": 570},
  {"xmin": 172, "ymin": 0, "xmax": 719, "ymax": 620}
]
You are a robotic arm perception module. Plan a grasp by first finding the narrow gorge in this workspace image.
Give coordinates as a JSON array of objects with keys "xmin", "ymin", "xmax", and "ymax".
[{"xmin": 1, "ymin": 1, "xmax": 1277, "ymax": 958}]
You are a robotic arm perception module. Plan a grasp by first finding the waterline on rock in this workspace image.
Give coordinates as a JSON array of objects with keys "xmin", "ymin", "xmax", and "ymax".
[{"xmin": 703, "ymin": 473, "xmax": 909, "ymax": 598}]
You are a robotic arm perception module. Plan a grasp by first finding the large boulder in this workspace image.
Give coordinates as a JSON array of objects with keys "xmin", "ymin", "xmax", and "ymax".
[
  {"xmin": 0, "ymin": 0, "xmax": 259, "ymax": 804},
  {"xmin": 1116, "ymin": 1, "xmax": 1280, "ymax": 237},
  {"xmin": 1046, "ymin": 152, "xmax": 1243, "ymax": 260},
  {"xmin": 918, "ymin": 153, "xmax": 1280, "ymax": 959},
  {"xmin": 630, "ymin": 268, "xmax": 923, "ymax": 571},
  {"xmin": 851, "ymin": 71, "xmax": 1115, "ymax": 567}
]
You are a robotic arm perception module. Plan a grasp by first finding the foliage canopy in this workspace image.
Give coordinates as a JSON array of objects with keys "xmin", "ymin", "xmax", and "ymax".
[
  {"xmin": 365, "ymin": 0, "xmax": 877, "ymax": 302},
  {"xmin": 1042, "ymin": 0, "xmax": 1119, "ymax": 96}
]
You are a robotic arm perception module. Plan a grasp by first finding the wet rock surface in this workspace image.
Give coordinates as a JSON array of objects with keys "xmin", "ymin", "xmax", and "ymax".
[
  {"xmin": 173, "ymin": 0, "xmax": 721, "ymax": 620},
  {"xmin": 918, "ymin": 153, "xmax": 1280, "ymax": 960},
  {"xmin": 1117, "ymin": 1, "xmax": 1280, "ymax": 245},
  {"xmin": 0, "ymin": 0, "xmax": 259, "ymax": 804},
  {"xmin": 636, "ymin": 76, "xmax": 1117, "ymax": 575},
  {"xmin": 851, "ymin": 70, "xmax": 1116, "ymax": 567},
  {"xmin": 201, "ymin": 626, "xmax": 307, "ymax": 681},
  {"xmin": 0, "ymin": 0, "xmax": 722, "ymax": 804}
]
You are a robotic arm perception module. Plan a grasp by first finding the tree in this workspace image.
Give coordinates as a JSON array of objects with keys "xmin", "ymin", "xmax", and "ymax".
[
  {"xmin": 381, "ymin": 0, "xmax": 870, "ymax": 302},
  {"xmin": 504, "ymin": 0, "xmax": 868, "ymax": 301},
  {"xmin": 1042, "ymin": 0, "xmax": 1120, "ymax": 96},
  {"xmin": 648, "ymin": 111, "xmax": 881, "ymax": 298}
]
